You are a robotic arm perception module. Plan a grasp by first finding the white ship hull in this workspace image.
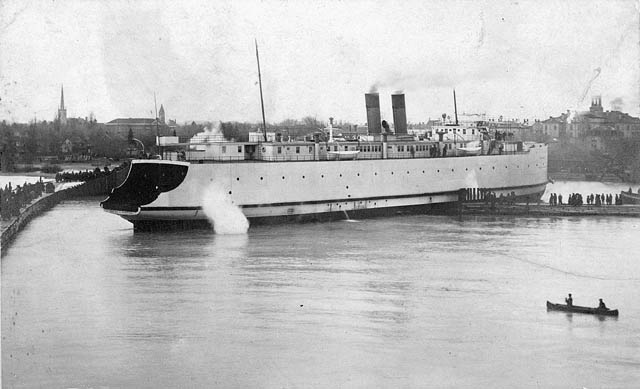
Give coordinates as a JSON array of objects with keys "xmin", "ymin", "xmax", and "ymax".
[{"xmin": 102, "ymin": 144, "xmax": 548, "ymax": 230}]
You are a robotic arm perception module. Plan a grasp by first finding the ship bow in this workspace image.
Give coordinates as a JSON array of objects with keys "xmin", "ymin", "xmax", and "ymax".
[{"xmin": 100, "ymin": 160, "xmax": 189, "ymax": 214}]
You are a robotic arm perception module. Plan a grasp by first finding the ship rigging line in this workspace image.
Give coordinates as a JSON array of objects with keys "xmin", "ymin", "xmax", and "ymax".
[{"xmin": 255, "ymin": 38, "xmax": 268, "ymax": 142}]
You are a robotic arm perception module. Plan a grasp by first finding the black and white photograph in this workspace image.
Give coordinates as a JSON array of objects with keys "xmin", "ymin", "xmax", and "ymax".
[{"xmin": 1, "ymin": 0, "xmax": 639, "ymax": 387}]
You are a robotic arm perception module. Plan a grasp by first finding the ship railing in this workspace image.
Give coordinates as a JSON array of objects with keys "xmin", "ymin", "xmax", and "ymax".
[
  {"xmin": 182, "ymin": 148, "xmax": 532, "ymax": 163},
  {"xmin": 257, "ymin": 155, "xmax": 318, "ymax": 162}
]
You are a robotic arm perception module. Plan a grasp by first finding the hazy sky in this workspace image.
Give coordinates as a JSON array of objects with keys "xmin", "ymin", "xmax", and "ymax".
[{"xmin": 1, "ymin": 0, "xmax": 639, "ymax": 124}]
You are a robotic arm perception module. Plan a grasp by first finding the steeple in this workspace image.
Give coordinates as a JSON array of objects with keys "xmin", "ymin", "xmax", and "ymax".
[
  {"xmin": 60, "ymin": 85, "xmax": 65, "ymax": 109},
  {"xmin": 159, "ymin": 104, "xmax": 165, "ymax": 124},
  {"xmin": 58, "ymin": 85, "xmax": 67, "ymax": 125}
]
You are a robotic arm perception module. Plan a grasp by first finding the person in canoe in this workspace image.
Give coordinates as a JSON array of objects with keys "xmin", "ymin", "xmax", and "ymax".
[
  {"xmin": 598, "ymin": 298, "xmax": 607, "ymax": 310},
  {"xmin": 565, "ymin": 293, "xmax": 573, "ymax": 306}
]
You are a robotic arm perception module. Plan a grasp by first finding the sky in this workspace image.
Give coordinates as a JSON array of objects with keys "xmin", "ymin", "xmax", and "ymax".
[{"xmin": 1, "ymin": 0, "xmax": 639, "ymax": 125}]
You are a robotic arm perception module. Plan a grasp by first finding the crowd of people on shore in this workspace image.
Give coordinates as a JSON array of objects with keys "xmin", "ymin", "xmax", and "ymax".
[
  {"xmin": 1, "ymin": 179, "xmax": 54, "ymax": 221},
  {"xmin": 2, "ymin": 164, "xmax": 129, "ymax": 223},
  {"xmin": 55, "ymin": 167, "xmax": 112, "ymax": 183},
  {"xmin": 548, "ymin": 192, "xmax": 622, "ymax": 206}
]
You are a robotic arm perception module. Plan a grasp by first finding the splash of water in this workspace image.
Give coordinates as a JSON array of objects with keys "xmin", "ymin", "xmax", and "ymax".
[
  {"xmin": 201, "ymin": 183, "xmax": 249, "ymax": 234},
  {"xmin": 464, "ymin": 168, "xmax": 479, "ymax": 189}
]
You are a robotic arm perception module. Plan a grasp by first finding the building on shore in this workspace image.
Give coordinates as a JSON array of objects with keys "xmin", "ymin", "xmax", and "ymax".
[
  {"xmin": 413, "ymin": 115, "xmax": 533, "ymax": 142},
  {"xmin": 105, "ymin": 104, "xmax": 176, "ymax": 140},
  {"xmin": 533, "ymin": 96, "xmax": 640, "ymax": 150}
]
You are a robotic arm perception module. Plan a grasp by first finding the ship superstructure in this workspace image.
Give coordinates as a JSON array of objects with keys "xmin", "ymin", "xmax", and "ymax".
[{"xmin": 101, "ymin": 92, "xmax": 548, "ymax": 231}]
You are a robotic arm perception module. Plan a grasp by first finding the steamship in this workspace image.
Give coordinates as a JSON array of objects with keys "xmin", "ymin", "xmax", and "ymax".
[{"xmin": 101, "ymin": 92, "xmax": 549, "ymax": 231}]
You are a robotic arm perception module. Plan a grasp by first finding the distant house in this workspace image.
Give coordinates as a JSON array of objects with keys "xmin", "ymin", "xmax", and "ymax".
[
  {"xmin": 60, "ymin": 137, "xmax": 92, "ymax": 161},
  {"xmin": 533, "ymin": 116, "xmax": 565, "ymax": 139},
  {"xmin": 61, "ymin": 139, "xmax": 73, "ymax": 154}
]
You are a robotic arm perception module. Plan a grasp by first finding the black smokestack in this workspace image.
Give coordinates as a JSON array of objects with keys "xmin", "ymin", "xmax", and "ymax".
[
  {"xmin": 365, "ymin": 93, "xmax": 381, "ymax": 134},
  {"xmin": 391, "ymin": 93, "xmax": 407, "ymax": 135}
]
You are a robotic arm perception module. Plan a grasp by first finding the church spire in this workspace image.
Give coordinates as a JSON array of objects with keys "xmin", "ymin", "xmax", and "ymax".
[
  {"xmin": 58, "ymin": 85, "xmax": 67, "ymax": 125},
  {"xmin": 159, "ymin": 104, "xmax": 165, "ymax": 124},
  {"xmin": 60, "ymin": 85, "xmax": 65, "ymax": 110}
]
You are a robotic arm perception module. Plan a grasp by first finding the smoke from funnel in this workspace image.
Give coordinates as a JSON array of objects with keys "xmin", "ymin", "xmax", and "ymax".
[
  {"xmin": 610, "ymin": 97, "xmax": 624, "ymax": 111},
  {"xmin": 381, "ymin": 120, "xmax": 390, "ymax": 133},
  {"xmin": 201, "ymin": 183, "xmax": 249, "ymax": 234}
]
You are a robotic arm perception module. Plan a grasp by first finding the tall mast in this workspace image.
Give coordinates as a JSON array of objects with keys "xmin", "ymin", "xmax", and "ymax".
[
  {"xmin": 154, "ymin": 92, "xmax": 159, "ymax": 138},
  {"xmin": 453, "ymin": 89, "xmax": 459, "ymax": 126},
  {"xmin": 154, "ymin": 92, "xmax": 161, "ymax": 158},
  {"xmin": 255, "ymin": 39, "xmax": 268, "ymax": 142}
]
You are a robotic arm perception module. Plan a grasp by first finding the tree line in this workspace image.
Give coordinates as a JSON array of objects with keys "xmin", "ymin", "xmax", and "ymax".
[{"xmin": 0, "ymin": 116, "xmax": 352, "ymax": 172}]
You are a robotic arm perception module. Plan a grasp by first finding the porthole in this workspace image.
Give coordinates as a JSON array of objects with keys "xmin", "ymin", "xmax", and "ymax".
[
  {"xmin": 374, "ymin": 172, "xmax": 377, "ymax": 176},
  {"xmin": 282, "ymin": 176, "xmax": 285, "ymax": 179},
  {"xmin": 228, "ymin": 191, "xmax": 232, "ymax": 194},
  {"xmin": 357, "ymin": 173, "xmax": 360, "ymax": 176},
  {"xmin": 479, "ymin": 167, "xmax": 482, "ymax": 170},
  {"xmin": 406, "ymin": 171, "xmax": 410, "ymax": 174},
  {"xmin": 437, "ymin": 169, "xmax": 440, "ymax": 173},
  {"xmin": 465, "ymin": 168, "xmax": 468, "ymax": 171},
  {"xmin": 260, "ymin": 177, "xmax": 263, "ymax": 180},
  {"xmin": 346, "ymin": 186, "xmax": 349, "ymax": 189},
  {"xmin": 391, "ymin": 172, "xmax": 394, "ymax": 175},
  {"xmin": 451, "ymin": 169, "xmax": 454, "ymax": 172},
  {"xmin": 422, "ymin": 170, "xmax": 425, "ymax": 173},
  {"xmin": 236, "ymin": 177, "xmax": 240, "ymax": 181},
  {"xmin": 302, "ymin": 175, "xmax": 305, "ymax": 179},
  {"xmin": 492, "ymin": 167, "xmax": 495, "ymax": 170},
  {"xmin": 321, "ymin": 174, "xmax": 324, "ymax": 178},
  {"xmin": 339, "ymin": 174, "xmax": 342, "ymax": 177}
]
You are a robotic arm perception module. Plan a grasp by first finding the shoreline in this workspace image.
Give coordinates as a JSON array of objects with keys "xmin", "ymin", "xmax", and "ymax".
[
  {"xmin": 548, "ymin": 173, "xmax": 638, "ymax": 184},
  {"xmin": 2, "ymin": 171, "xmax": 126, "ymax": 253},
  {"xmin": 0, "ymin": 171, "xmax": 57, "ymax": 179},
  {"xmin": 3, "ymin": 160, "xmax": 118, "ymax": 177}
]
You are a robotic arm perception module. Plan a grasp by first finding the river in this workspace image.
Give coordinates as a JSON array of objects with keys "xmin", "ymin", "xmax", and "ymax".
[{"xmin": 2, "ymin": 182, "xmax": 640, "ymax": 388}]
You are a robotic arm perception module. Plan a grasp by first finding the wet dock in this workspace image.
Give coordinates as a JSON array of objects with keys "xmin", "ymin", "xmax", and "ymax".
[{"xmin": 462, "ymin": 203, "xmax": 640, "ymax": 217}]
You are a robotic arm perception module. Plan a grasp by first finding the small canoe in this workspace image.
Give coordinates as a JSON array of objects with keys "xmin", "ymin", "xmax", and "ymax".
[{"xmin": 546, "ymin": 301, "xmax": 618, "ymax": 316}]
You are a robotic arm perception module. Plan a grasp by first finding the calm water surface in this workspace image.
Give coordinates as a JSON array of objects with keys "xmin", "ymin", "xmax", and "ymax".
[{"xmin": 2, "ymin": 195, "xmax": 640, "ymax": 388}]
